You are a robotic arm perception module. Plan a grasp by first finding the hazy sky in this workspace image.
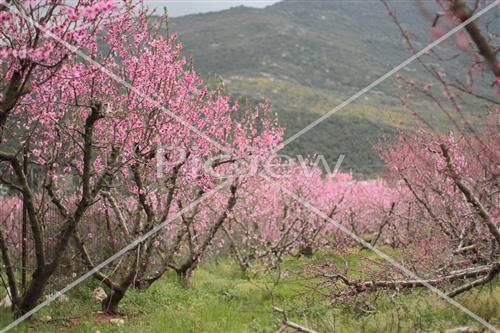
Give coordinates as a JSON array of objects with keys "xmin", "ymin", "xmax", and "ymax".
[{"xmin": 144, "ymin": 0, "xmax": 280, "ymax": 17}]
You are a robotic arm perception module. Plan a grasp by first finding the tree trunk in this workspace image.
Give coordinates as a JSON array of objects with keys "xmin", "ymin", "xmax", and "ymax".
[
  {"xmin": 176, "ymin": 264, "xmax": 194, "ymax": 288},
  {"xmin": 101, "ymin": 288, "xmax": 125, "ymax": 315},
  {"xmin": 17, "ymin": 268, "xmax": 51, "ymax": 317},
  {"xmin": 299, "ymin": 245, "xmax": 314, "ymax": 257}
]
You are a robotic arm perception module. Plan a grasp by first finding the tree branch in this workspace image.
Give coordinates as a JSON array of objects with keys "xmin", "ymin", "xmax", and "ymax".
[
  {"xmin": 272, "ymin": 307, "xmax": 319, "ymax": 333},
  {"xmin": 440, "ymin": 143, "xmax": 500, "ymax": 247}
]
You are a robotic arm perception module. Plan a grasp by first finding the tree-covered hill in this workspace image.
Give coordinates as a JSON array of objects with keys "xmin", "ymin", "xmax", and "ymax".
[{"xmin": 167, "ymin": 1, "xmax": 496, "ymax": 176}]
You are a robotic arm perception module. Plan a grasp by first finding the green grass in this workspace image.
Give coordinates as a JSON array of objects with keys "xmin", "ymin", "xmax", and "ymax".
[{"xmin": 0, "ymin": 254, "xmax": 498, "ymax": 332}]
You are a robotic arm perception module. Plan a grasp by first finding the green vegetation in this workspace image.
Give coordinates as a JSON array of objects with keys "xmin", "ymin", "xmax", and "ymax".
[{"xmin": 1, "ymin": 254, "xmax": 497, "ymax": 332}]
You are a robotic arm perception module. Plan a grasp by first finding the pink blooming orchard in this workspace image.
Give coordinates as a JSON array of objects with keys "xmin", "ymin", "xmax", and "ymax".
[
  {"xmin": 2, "ymin": 1, "xmax": 286, "ymax": 314},
  {"xmin": 295, "ymin": 122, "xmax": 499, "ymax": 299},
  {"xmin": 220, "ymin": 163, "xmax": 405, "ymax": 270},
  {"xmin": 306, "ymin": 0, "xmax": 500, "ymax": 299},
  {"xmin": 380, "ymin": 125, "xmax": 500, "ymax": 259},
  {"xmin": 0, "ymin": 0, "xmax": 498, "ymax": 320},
  {"xmin": 0, "ymin": 0, "xmax": 144, "ymax": 315}
]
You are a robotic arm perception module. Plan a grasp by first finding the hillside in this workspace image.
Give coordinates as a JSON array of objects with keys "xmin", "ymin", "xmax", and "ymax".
[{"xmin": 168, "ymin": 1, "xmax": 495, "ymax": 175}]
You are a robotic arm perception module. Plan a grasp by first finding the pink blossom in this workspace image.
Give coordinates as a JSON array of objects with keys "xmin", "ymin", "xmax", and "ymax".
[
  {"xmin": 455, "ymin": 31, "xmax": 470, "ymax": 50},
  {"xmin": 431, "ymin": 25, "xmax": 445, "ymax": 39}
]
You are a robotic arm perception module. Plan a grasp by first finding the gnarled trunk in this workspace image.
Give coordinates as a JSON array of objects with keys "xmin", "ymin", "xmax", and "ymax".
[
  {"xmin": 101, "ymin": 288, "xmax": 126, "ymax": 315},
  {"xmin": 17, "ymin": 268, "xmax": 51, "ymax": 317}
]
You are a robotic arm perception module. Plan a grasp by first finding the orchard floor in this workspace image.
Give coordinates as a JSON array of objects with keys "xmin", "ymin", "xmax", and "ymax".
[{"xmin": 0, "ymin": 252, "xmax": 498, "ymax": 333}]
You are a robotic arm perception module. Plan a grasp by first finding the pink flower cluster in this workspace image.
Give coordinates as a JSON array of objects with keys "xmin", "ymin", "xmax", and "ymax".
[{"xmin": 79, "ymin": 0, "xmax": 116, "ymax": 20}]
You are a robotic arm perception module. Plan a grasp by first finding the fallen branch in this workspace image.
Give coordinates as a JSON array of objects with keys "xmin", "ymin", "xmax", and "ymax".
[
  {"xmin": 272, "ymin": 306, "xmax": 319, "ymax": 333},
  {"xmin": 324, "ymin": 263, "xmax": 499, "ymax": 298},
  {"xmin": 432, "ymin": 326, "xmax": 482, "ymax": 333},
  {"xmin": 447, "ymin": 263, "xmax": 500, "ymax": 297}
]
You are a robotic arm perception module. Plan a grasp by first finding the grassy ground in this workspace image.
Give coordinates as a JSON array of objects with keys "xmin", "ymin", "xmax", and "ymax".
[{"xmin": 0, "ymin": 253, "xmax": 498, "ymax": 332}]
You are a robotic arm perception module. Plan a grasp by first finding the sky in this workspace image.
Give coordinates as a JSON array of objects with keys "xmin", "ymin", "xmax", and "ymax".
[{"xmin": 144, "ymin": 0, "xmax": 280, "ymax": 17}]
